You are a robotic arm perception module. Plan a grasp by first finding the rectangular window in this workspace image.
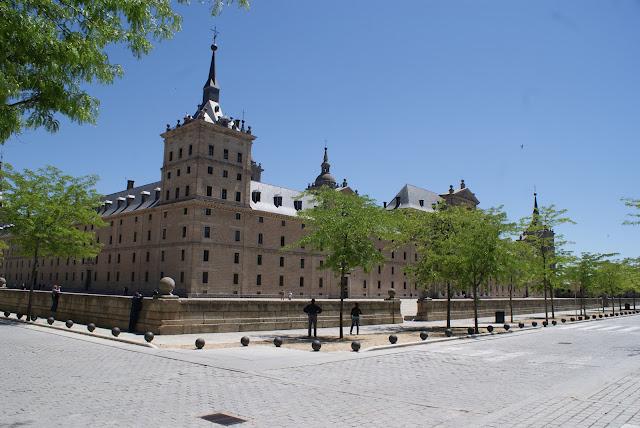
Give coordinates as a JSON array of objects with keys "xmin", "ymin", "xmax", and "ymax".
[
  {"xmin": 258, "ymin": 233, "xmax": 263, "ymax": 245},
  {"xmin": 118, "ymin": 234, "xmax": 122, "ymax": 243},
  {"xmin": 237, "ymin": 152, "xmax": 243, "ymax": 163},
  {"xmin": 165, "ymin": 190, "xmax": 170, "ymax": 200},
  {"xmin": 117, "ymin": 253, "xmax": 121, "ymax": 263},
  {"xmin": 279, "ymin": 275, "xmax": 284, "ymax": 287},
  {"xmin": 391, "ymin": 266, "xmax": 395, "ymax": 275},
  {"xmin": 188, "ymin": 144, "xmax": 192, "ymax": 155},
  {"xmin": 182, "ymin": 226, "xmax": 187, "ymax": 238},
  {"xmin": 116, "ymin": 272, "xmax": 120, "ymax": 282},
  {"xmin": 175, "ymin": 187, "xmax": 179, "ymax": 199},
  {"xmin": 108, "ymin": 254, "xmax": 112, "ymax": 264},
  {"xmin": 233, "ymin": 273, "xmax": 239, "ymax": 285},
  {"xmin": 378, "ymin": 265, "xmax": 381, "ymax": 274},
  {"xmin": 204, "ymin": 226, "xmax": 211, "ymax": 238},
  {"xmin": 107, "ymin": 272, "xmax": 110, "ymax": 281},
  {"xmin": 256, "ymin": 274, "xmax": 261, "ymax": 286},
  {"xmin": 131, "ymin": 272, "xmax": 135, "ymax": 282},
  {"xmin": 234, "ymin": 253, "xmax": 240, "ymax": 264},
  {"xmin": 146, "ymin": 251, "xmax": 150, "ymax": 262},
  {"xmin": 257, "ymin": 254, "xmax": 262, "ymax": 265},
  {"xmin": 169, "ymin": 151, "xmax": 173, "ymax": 161},
  {"xmin": 258, "ymin": 216, "xmax": 264, "ymax": 223},
  {"xmin": 300, "ymin": 258, "xmax": 305, "ymax": 269},
  {"xmin": 299, "ymin": 277, "xmax": 304, "ymax": 287},
  {"xmin": 235, "ymin": 192, "xmax": 241, "ymax": 202},
  {"xmin": 235, "ymin": 213, "xmax": 241, "ymax": 220},
  {"xmin": 147, "ymin": 230, "xmax": 151, "ymax": 241},
  {"xmin": 236, "ymin": 173, "xmax": 242, "ymax": 181},
  {"xmin": 133, "ymin": 232, "xmax": 137, "ymax": 242},
  {"xmin": 203, "ymin": 272, "xmax": 209, "ymax": 284},
  {"xmin": 319, "ymin": 278, "xmax": 323, "ymax": 288},
  {"xmin": 363, "ymin": 280, "xmax": 367, "ymax": 289},
  {"xmin": 180, "ymin": 271, "xmax": 185, "ymax": 283},
  {"xmin": 185, "ymin": 185, "xmax": 190, "ymax": 197},
  {"xmin": 221, "ymin": 189, "xmax": 227, "ymax": 200},
  {"xmin": 203, "ymin": 250, "xmax": 209, "ymax": 262},
  {"xmin": 207, "ymin": 186, "xmax": 212, "ymax": 197},
  {"xmin": 145, "ymin": 271, "xmax": 149, "ymax": 282},
  {"xmin": 235, "ymin": 230, "xmax": 241, "ymax": 242},
  {"xmin": 377, "ymin": 281, "xmax": 381, "ymax": 289},
  {"xmin": 223, "ymin": 149, "xmax": 228, "ymax": 159},
  {"xmin": 177, "ymin": 168, "xmax": 181, "ymax": 177},
  {"xmin": 279, "ymin": 256, "xmax": 284, "ymax": 267},
  {"xmin": 205, "ymin": 208, "xmax": 212, "ymax": 216},
  {"xmin": 403, "ymin": 282, "xmax": 407, "ymax": 289},
  {"xmin": 162, "ymin": 229, "xmax": 166, "ymax": 239},
  {"xmin": 183, "ymin": 208, "xmax": 188, "ymax": 215},
  {"xmin": 161, "ymin": 251, "xmax": 165, "ymax": 262},
  {"xmin": 207, "ymin": 166, "xmax": 213, "ymax": 174},
  {"xmin": 223, "ymin": 170, "xmax": 228, "ymax": 178},
  {"xmin": 181, "ymin": 249, "xmax": 185, "ymax": 261},
  {"xmin": 208, "ymin": 145, "xmax": 214, "ymax": 156},
  {"xmin": 391, "ymin": 251, "xmax": 395, "ymax": 259},
  {"xmin": 280, "ymin": 236, "xmax": 285, "ymax": 247},
  {"xmin": 132, "ymin": 253, "xmax": 136, "ymax": 263},
  {"xmin": 178, "ymin": 148, "xmax": 183, "ymax": 158},
  {"xmin": 281, "ymin": 220, "xmax": 286, "ymax": 227}
]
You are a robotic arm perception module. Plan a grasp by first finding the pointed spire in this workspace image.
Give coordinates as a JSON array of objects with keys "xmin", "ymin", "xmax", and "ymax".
[
  {"xmin": 323, "ymin": 146, "xmax": 328, "ymax": 163},
  {"xmin": 532, "ymin": 192, "xmax": 540, "ymax": 225},
  {"xmin": 308, "ymin": 146, "xmax": 337, "ymax": 189},
  {"xmin": 202, "ymin": 40, "xmax": 220, "ymax": 105}
]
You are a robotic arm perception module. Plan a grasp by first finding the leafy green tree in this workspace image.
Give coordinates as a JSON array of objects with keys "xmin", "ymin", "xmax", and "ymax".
[
  {"xmin": 564, "ymin": 253, "xmax": 616, "ymax": 317},
  {"xmin": 621, "ymin": 258, "xmax": 640, "ymax": 310},
  {"xmin": 519, "ymin": 203, "xmax": 575, "ymax": 321},
  {"xmin": 401, "ymin": 205, "xmax": 510, "ymax": 334},
  {"xmin": 294, "ymin": 188, "xmax": 393, "ymax": 338},
  {"xmin": 496, "ymin": 238, "xmax": 537, "ymax": 323},
  {"xmin": 622, "ymin": 198, "xmax": 640, "ymax": 225},
  {"xmin": 0, "ymin": 164, "xmax": 105, "ymax": 318},
  {"xmin": 0, "ymin": 0, "xmax": 249, "ymax": 142},
  {"xmin": 596, "ymin": 260, "xmax": 625, "ymax": 314}
]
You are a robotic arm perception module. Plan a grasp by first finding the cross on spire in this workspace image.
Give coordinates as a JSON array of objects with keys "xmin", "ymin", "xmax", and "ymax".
[{"xmin": 211, "ymin": 26, "xmax": 219, "ymax": 45}]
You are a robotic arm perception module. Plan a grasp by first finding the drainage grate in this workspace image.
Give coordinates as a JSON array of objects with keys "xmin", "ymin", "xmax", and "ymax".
[{"xmin": 201, "ymin": 413, "xmax": 246, "ymax": 426}]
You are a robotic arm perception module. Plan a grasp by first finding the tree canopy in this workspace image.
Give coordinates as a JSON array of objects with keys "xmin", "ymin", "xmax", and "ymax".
[{"xmin": 0, "ymin": 0, "xmax": 249, "ymax": 142}]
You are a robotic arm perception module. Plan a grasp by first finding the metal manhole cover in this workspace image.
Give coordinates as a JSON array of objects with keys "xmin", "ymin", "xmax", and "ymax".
[{"xmin": 201, "ymin": 413, "xmax": 246, "ymax": 426}]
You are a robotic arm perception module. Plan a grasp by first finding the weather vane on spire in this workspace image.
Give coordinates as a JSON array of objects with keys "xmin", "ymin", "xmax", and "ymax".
[{"xmin": 211, "ymin": 26, "xmax": 219, "ymax": 45}]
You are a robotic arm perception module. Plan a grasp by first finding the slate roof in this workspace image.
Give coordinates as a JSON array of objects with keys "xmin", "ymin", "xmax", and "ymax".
[
  {"xmin": 384, "ymin": 184, "xmax": 442, "ymax": 212},
  {"xmin": 249, "ymin": 181, "xmax": 313, "ymax": 216},
  {"xmin": 99, "ymin": 181, "xmax": 162, "ymax": 216}
]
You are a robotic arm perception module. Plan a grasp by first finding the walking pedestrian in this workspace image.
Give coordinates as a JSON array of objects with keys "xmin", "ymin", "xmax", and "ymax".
[
  {"xmin": 50, "ymin": 284, "xmax": 61, "ymax": 316},
  {"xmin": 128, "ymin": 291, "xmax": 144, "ymax": 332},
  {"xmin": 288, "ymin": 291, "xmax": 293, "ymax": 301},
  {"xmin": 350, "ymin": 303, "xmax": 362, "ymax": 335},
  {"xmin": 303, "ymin": 298, "xmax": 322, "ymax": 338}
]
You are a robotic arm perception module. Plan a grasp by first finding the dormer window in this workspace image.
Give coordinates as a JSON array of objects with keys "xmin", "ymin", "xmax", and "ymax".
[
  {"xmin": 419, "ymin": 199, "xmax": 424, "ymax": 207},
  {"xmin": 294, "ymin": 200, "xmax": 303, "ymax": 211},
  {"xmin": 251, "ymin": 191, "xmax": 261, "ymax": 203},
  {"xmin": 274, "ymin": 195, "xmax": 283, "ymax": 207}
]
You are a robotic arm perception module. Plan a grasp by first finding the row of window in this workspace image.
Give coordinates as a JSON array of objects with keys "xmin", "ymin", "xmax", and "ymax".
[
  {"xmin": 168, "ymin": 145, "xmax": 243, "ymax": 163},
  {"xmin": 251, "ymin": 191, "xmax": 303, "ymax": 210},
  {"xmin": 167, "ymin": 166, "xmax": 242, "ymax": 181}
]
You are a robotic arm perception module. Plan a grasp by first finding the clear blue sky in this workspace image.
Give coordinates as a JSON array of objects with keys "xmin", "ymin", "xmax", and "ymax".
[{"xmin": 5, "ymin": 0, "xmax": 640, "ymax": 257}]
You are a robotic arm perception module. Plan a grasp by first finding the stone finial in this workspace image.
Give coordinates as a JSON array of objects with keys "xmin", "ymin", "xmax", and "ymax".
[
  {"xmin": 166, "ymin": 124, "xmax": 170, "ymax": 131},
  {"xmin": 449, "ymin": 185, "xmax": 454, "ymax": 194},
  {"xmin": 460, "ymin": 179, "xmax": 465, "ymax": 189},
  {"xmin": 342, "ymin": 178, "xmax": 348, "ymax": 188},
  {"xmin": 158, "ymin": 277, "xmax": 178, "ymax": 299}
]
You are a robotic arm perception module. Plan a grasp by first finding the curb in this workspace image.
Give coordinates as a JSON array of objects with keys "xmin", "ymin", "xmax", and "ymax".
[
  {"xmin": 1, "ymin": 317, "xmax": 157, "ymax": 349},
  {"xmin": 362, "ymin": 327, "xmax": 537, "ymax": 352},
  {"xmin": 362, "ymin": 312, "xmax": 640, "ymax": 352}
]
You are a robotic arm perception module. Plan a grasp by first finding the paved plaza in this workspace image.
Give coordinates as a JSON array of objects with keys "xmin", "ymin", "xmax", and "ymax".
[{"xmin": 2, "ymin": 314, "xmax": 640, "ymax": 427}]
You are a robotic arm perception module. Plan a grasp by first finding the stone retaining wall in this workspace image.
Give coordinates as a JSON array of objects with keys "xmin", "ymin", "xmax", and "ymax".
[
  {"xmin": 414, "ymin": 297, "xmax": 638, "ymax": 321},
  {"xmin": 0, "ymin": 289, "xmax": 401, "ymax": 334}
]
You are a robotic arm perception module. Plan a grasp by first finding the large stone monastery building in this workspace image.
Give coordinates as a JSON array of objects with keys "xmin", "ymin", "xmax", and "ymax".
[{"xmin": 2, "ymin": 42, "xmax": 488, "ymax": 299}]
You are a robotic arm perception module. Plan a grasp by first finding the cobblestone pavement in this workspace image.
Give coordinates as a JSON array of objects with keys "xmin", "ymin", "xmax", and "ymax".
[{"xmin": 1, "ymin": 315, "xmax": 640, "ymax": 427}]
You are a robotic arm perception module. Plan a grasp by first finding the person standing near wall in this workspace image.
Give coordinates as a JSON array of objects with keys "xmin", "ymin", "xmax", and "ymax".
[
  {"xmin": 303, "ymin": 298, "xmax": 322, "ymax": 338},
  {"xmin": 128, "ymin": 291, "xmax": 144, "ymax": 333},
  {"xmin": 50, "ymin": 284, "xmax": 61, "ymax": 316},
  {"xmin": 350, "ymin": 303, "xmax": 362, "ymax": 335}
]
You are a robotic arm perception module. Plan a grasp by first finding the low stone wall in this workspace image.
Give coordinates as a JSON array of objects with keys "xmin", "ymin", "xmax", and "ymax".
[
  {"xmin": 414, "ymin": 297, "xmax": 638, "ymax": 321},
  {"xmin": 0, "ymin": 289, "xmax": 401, "ymax": 334}
]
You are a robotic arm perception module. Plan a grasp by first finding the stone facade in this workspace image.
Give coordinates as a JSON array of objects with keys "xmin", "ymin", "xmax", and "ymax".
[{"xmin": 1, "ymin": 41, "xmax": 486, "ymax": 299}]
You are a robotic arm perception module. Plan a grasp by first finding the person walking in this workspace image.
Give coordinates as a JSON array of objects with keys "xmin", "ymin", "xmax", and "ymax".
[
  {"xmin": 303, "ymin": 298, "xmax": 322, "ymax": 338},
  {"xmin": 350, "ymin": 303, "xmax": 362, "ymax": 335},
  {"xmin": 50, "ymin": 284, "xmax": 61, "ymax": 316},
  {"xmin": 128, "ymin": 291, "xmax": 144, "ymax": 333}
]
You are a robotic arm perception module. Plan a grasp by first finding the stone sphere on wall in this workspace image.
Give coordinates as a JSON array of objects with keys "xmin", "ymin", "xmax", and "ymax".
[{"xmin": 158, "ymin": 277, "xmax": 176, "ymax": 296}]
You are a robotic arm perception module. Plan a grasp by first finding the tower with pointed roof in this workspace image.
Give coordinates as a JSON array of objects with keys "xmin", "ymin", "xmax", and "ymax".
[{"xmin": 307, "ymin": 147, "xmax": 338, "ymax": 190}]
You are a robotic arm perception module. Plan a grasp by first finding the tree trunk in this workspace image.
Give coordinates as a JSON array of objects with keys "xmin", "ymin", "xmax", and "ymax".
[
  {"xmin": 618, "ymin": 295, "xmax": 622, "ymax": 312},
  {"xmin": 611, "ymin": 296, "xmax": 615, "ymax": 315},
  {"xmin": 26, "ymin": 247, "xmax": 39, "ymax": 321},
  {"xmin": 446, "ymin": 281, "xmax": 451, "ymax": 329},
  {"xmin": 634, "ymin": 292, "xmax": 636, "ymax": 310},
  {"xmin": 602, "ymin": 296, "xmax": 605, "ymax": 314},
  {"xmin": 550, "ymin": 281, "xmax": 555, "ymax": 319},
  {"xmin": 580, "ymin": 284, "xmax": 585, "ymax": 317},
  {"xmin": 509, "ymin": 277, "xmax": 513, "ymax": 323},
  {"xmin": 339, "ymin": 266, "xmax": 345, "ymax": 339},
  {"xmin": 473, "ymin": 283, "xmax": 479, "ymax": 334},
  {"xmin": 542, "ymin": 252, "xmax": 548, "ymax": 322}
]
